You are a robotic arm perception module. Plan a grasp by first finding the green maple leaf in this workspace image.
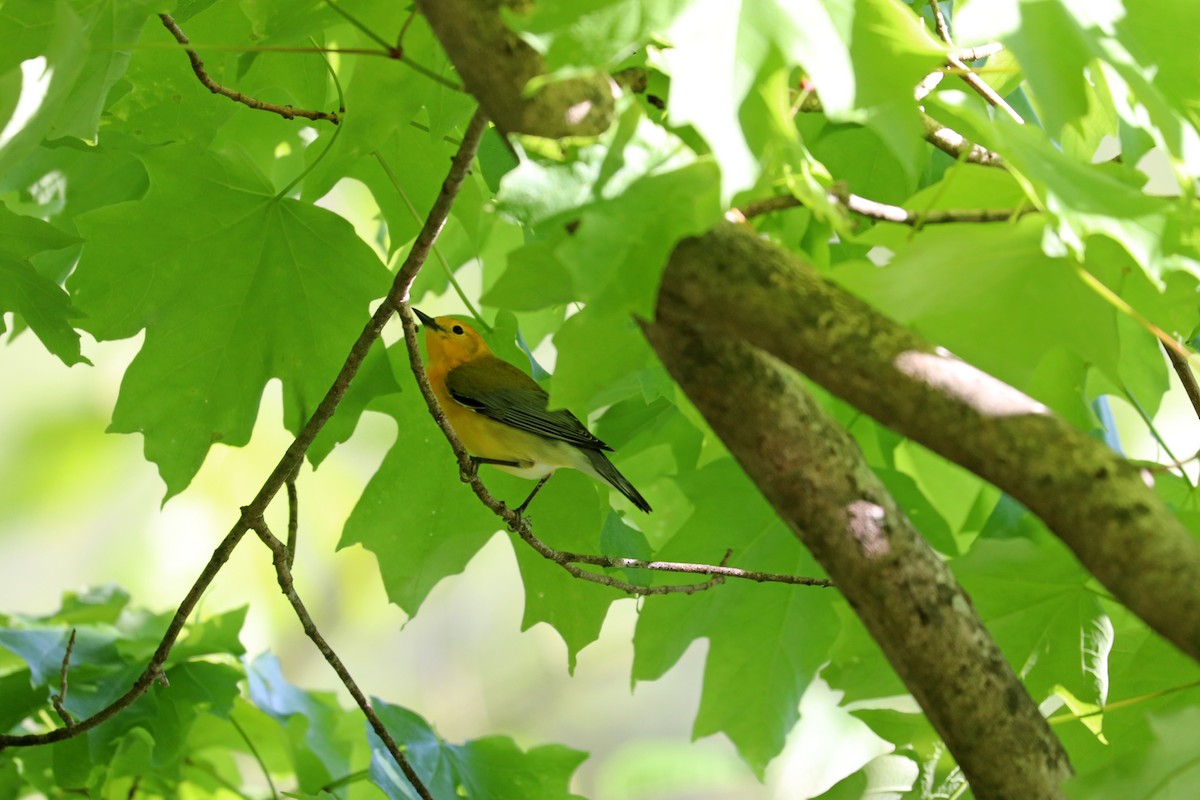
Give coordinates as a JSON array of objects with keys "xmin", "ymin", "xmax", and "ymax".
[
  {"xmin": 0, "ymin": 203, "xmax": 86, "ymax": 365},
  {"xmin": 72, "ymin": 143, "xmax": 389, "ymax": 496}
]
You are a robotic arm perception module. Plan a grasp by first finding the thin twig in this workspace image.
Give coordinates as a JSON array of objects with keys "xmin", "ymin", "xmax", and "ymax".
[
  {"xmin": 0, "ymin": 526, "xmax": 246, "ymax": 748},
  {"xmin": 50, "ymin": 629, "xmax": 77, "ymax": 727},
  {"xmin": 734, "ymin": 191, "xmax": 1034, "ymax": 227},
  {"xmin": 520, "ymin": 529, "xmax": 834, "ymax": 592},
  {"xmin": 1164, "ymin": 340, "xmax": 1200, "ymax": 422},
  {"xmin": 248, "ymin": 518, "xmax": 434, "ymax": 800},
  {"xmin": 920, "ymin": 112, "xmax": 1006, "ymax": 167},
  {"xmin": 158, "ymin": 14, "xmax": 341, "ymax": 124},
  {"xmin": 286, "ymin": 462, "xmax": 300, "ymax": 569},
  {"xmin": 949, "ymin": 54, "xmax": 1024, "ymax": 123},
  {"xmin": 795, "ymin": 92, "xmax": 1005, "ymax": 168},
  {"xmin": 928, "ymin": 0, "xmax": 952, "ymax": 43},
  {"xmin": 923, "ymin": 3, "xmax": 1022, "ymax": 123},
  {"xmin": 517, "ymin": 526, "xmax": 728, "ymax": 596},
  {"xmin": 0, "ymin": 112, "xmax": 488, "ymax": 757},
  {"xmin": 557, "ymin": 549, "xmax": 833, "ymax": 587},
  {"xmin": 956, "ymin": 43, "xmax": 1005, "ymax": 62}
]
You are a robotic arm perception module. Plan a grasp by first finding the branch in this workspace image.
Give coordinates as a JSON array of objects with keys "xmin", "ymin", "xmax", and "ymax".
[
  {"xmin": 922, "ymin": 2, "xmax": 1022, "ymax": 123},
  {"xmin": 734, "ymin": 190, "xmax": 1035, "ymax": 226},
  {"xmin": 1164, "ymin": 340, "xmax": 1200, "ymax": 422},
  {"xmin": 285, "ymin": 462, "xmax": 300, "ymax": 569},
  {"xmin": 796, "ymin": 92, "xmax": 1005, "ymax": 168},
  {"xmin": 643, "ymin": 312, "xmax": 1071, "ymax": 799},
  {"xmin": 413, "ymin": 0, "xmax": 616, "ymax": 137},
  {"xmin": 657, "ymin": 222, "xmax": 1200, "ymax": 669},
  {"xmin": 247, "ymin": 517, "xmax": 433, "ymax": 800},
  {"xmin": 928, "ymin": 0, "xmax": 952, "ymax": 42},
  {"xmin": 957, "ymin": 43, "xmax": 1005, "ymax": 62},
  {"xmin": 0, "ymin": 109, "xmax": 488, "ymax": 787},
  {"xmin": 947, "ymin": 55, "xmax": 1023, "ymax": 123},
  {"xmin": 159, "ymin": 14, "xmax": 341, "ymax": 124},
  {"xmin": 551, "ymin": 547, "xmax": 834, "ymax": 588},
  {"xmin": 516, "ymin": 525, "xmax": 833, "ymax": 595},
  {"xmin": 920, "ymin": 111, "xmax": 1006, "ymax": 167},
  {"xmin": 50, "ymin": 629, "xmax": 77, "ymax": 727}
]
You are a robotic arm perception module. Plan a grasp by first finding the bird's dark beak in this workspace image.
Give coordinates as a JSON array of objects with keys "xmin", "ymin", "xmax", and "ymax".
[{"xmin": 413, "ymin": 308, "xmax": 441, "ymax": 332}]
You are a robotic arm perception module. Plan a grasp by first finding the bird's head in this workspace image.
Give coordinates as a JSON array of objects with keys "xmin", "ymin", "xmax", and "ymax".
[{"xmin": 413, "ymin": 309, "xmax": 491, "ymax": 369}]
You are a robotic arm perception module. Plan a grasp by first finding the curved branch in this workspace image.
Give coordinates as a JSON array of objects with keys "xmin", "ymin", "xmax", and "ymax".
[
  {"xmin": 657, "ymin": 223, "xmax": 1200, "ymax": 668},
  {"xmin": 644, "ymin": 312, "xmax": 1071, "ymax": 799},
  {"xmin": 248, "ymin": 518, "xmax": 433, "ymax": 800},
  {"xmin": 159, "ymin": 14, "xmax": 341, "ymax": 124},
  {"xmin": 0, "ymin": 113, "xmax": 491, "ymax": 800}
]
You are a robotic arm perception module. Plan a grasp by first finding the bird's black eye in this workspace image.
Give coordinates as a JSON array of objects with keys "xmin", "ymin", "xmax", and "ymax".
[{"xmin": 452, "ymin": 325, "xmax": 464, "ymax": 335}]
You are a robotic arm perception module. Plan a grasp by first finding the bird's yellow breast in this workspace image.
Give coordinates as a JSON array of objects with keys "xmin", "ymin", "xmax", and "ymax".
[{"xmin": 428, "ymin": 366, "xmax": 588, "ymax": 479}]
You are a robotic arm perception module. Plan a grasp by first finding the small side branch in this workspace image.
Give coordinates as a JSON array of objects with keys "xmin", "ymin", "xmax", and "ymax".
[
  {"xmin": 159, "ymin": 14, "xmax": 341, "ymax": 124},
  {"xmin": 925, "ymin": 2, "xmax": 1022, "ymax": 123},
  {"xmin": 285, "ymin": 462, "xmax": 300, "ymax": 569},
  {"xmin": 796, "ymin": 93, "xmax": 1005, "ymax": 168},
  {"xmin": 248, "ymin": 518, "xmax": 433, "ymax": 800},
  {"xmin": 50, "ymin": 629, "xmax": 77, "ymax": 727},
  {"xmin": 928, "ymin": 0, "xmax": 952, "ymax": 43},
  {"xmin": 1164, "ymin": 341, "xmax": 1200, "ymax": 422},
  {"xmin": 734, "ymin": 191, "xmax": 1034, "ymax": 227},
  {"xmin": 539, "ymin": 539, "xmax": 834, "ymax": 588},
  {"xmin": 921, "ymin": 112, "xmax": 1006, "ymax": 167}
]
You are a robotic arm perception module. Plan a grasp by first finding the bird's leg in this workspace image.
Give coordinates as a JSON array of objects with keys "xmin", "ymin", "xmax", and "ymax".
[
  {"xmin": 462, "ymin": 455, "xmax": 520, "ymax": 483},
  {"xmin": 513, "ymin": 474, "xmax": 553, "ymax": 517}
]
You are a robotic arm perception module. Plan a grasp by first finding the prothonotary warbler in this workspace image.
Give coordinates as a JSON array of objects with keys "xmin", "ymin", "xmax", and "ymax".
[{"xmin": 414, "ymin": 309, "xmax": 651, "ymax": 514}]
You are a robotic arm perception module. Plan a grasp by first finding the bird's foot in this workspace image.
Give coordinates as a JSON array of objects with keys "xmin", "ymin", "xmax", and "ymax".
[{"xmin": 507, "ymin": 474, "xmax": 553, "ymax": 529}]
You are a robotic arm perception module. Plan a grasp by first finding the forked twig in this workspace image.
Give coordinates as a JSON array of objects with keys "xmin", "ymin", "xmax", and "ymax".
[{"xmin": 50, "ymin": 629, "xmax": 77, "ymax": 727}]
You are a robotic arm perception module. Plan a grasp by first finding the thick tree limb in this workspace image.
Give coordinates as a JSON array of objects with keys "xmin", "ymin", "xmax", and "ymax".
[
  {"xmin": 414, "ymin": 0, "xmax": 616, "ymax": 138},
  {"xmin": 645, "ymin": 317, "xmax": 1070, "ymax": 800},
  {"xmin": 656, "ymin": 223, "xmax": 1200, "ymax": 667}
]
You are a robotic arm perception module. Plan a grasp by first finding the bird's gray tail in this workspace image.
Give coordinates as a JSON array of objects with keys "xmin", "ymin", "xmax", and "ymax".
[{"xmin": 583, "ymin": 449, "xmax": 652, "ymax": 513}]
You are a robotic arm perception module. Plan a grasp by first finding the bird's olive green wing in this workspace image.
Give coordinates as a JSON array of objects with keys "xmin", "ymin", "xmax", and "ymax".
[{"xmin": 445, "ymin": 356, "xmax": 612, "ymax": 451}]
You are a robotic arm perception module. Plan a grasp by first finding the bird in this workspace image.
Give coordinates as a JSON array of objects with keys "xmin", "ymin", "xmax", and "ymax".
[{"xmin": 413, "ymin": 308, "xmax": 651, "ymax": 514}]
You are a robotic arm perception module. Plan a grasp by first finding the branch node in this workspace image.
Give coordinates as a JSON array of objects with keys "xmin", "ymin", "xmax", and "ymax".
[{"xmin": 50, "ymin": 629, "xmax": 77, "ymax": 727}]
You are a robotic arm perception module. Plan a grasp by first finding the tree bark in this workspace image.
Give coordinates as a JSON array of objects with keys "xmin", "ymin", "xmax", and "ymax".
[
  {"xmin": 415, "ymin": 0, "xmax": 616, "ymax": 138},
  {"xmin": 656, "ymin": 222, "xmax": 1200, "ymax": 665},
  {"xmin": 644, "ymin": 317, "xmax": 1072, "ymax": 800}
]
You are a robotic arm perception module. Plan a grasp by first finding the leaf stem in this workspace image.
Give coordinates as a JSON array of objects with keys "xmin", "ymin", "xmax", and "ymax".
[
  {"xmin": 372, "ymin": 151, "xmax": 487, "ymax": 329},
  {"xmin": 323, "ymin": 0, "xmax": 394, "ymax": 52},
  {"xmin": 231, "ymin": 716, "xmax": 279, "ymax": 800}
]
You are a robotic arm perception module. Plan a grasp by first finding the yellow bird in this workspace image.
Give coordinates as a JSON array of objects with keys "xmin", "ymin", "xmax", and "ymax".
[{"xmin": 414, "ymin": 309, "xmax": 651, "ymax": 514}]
